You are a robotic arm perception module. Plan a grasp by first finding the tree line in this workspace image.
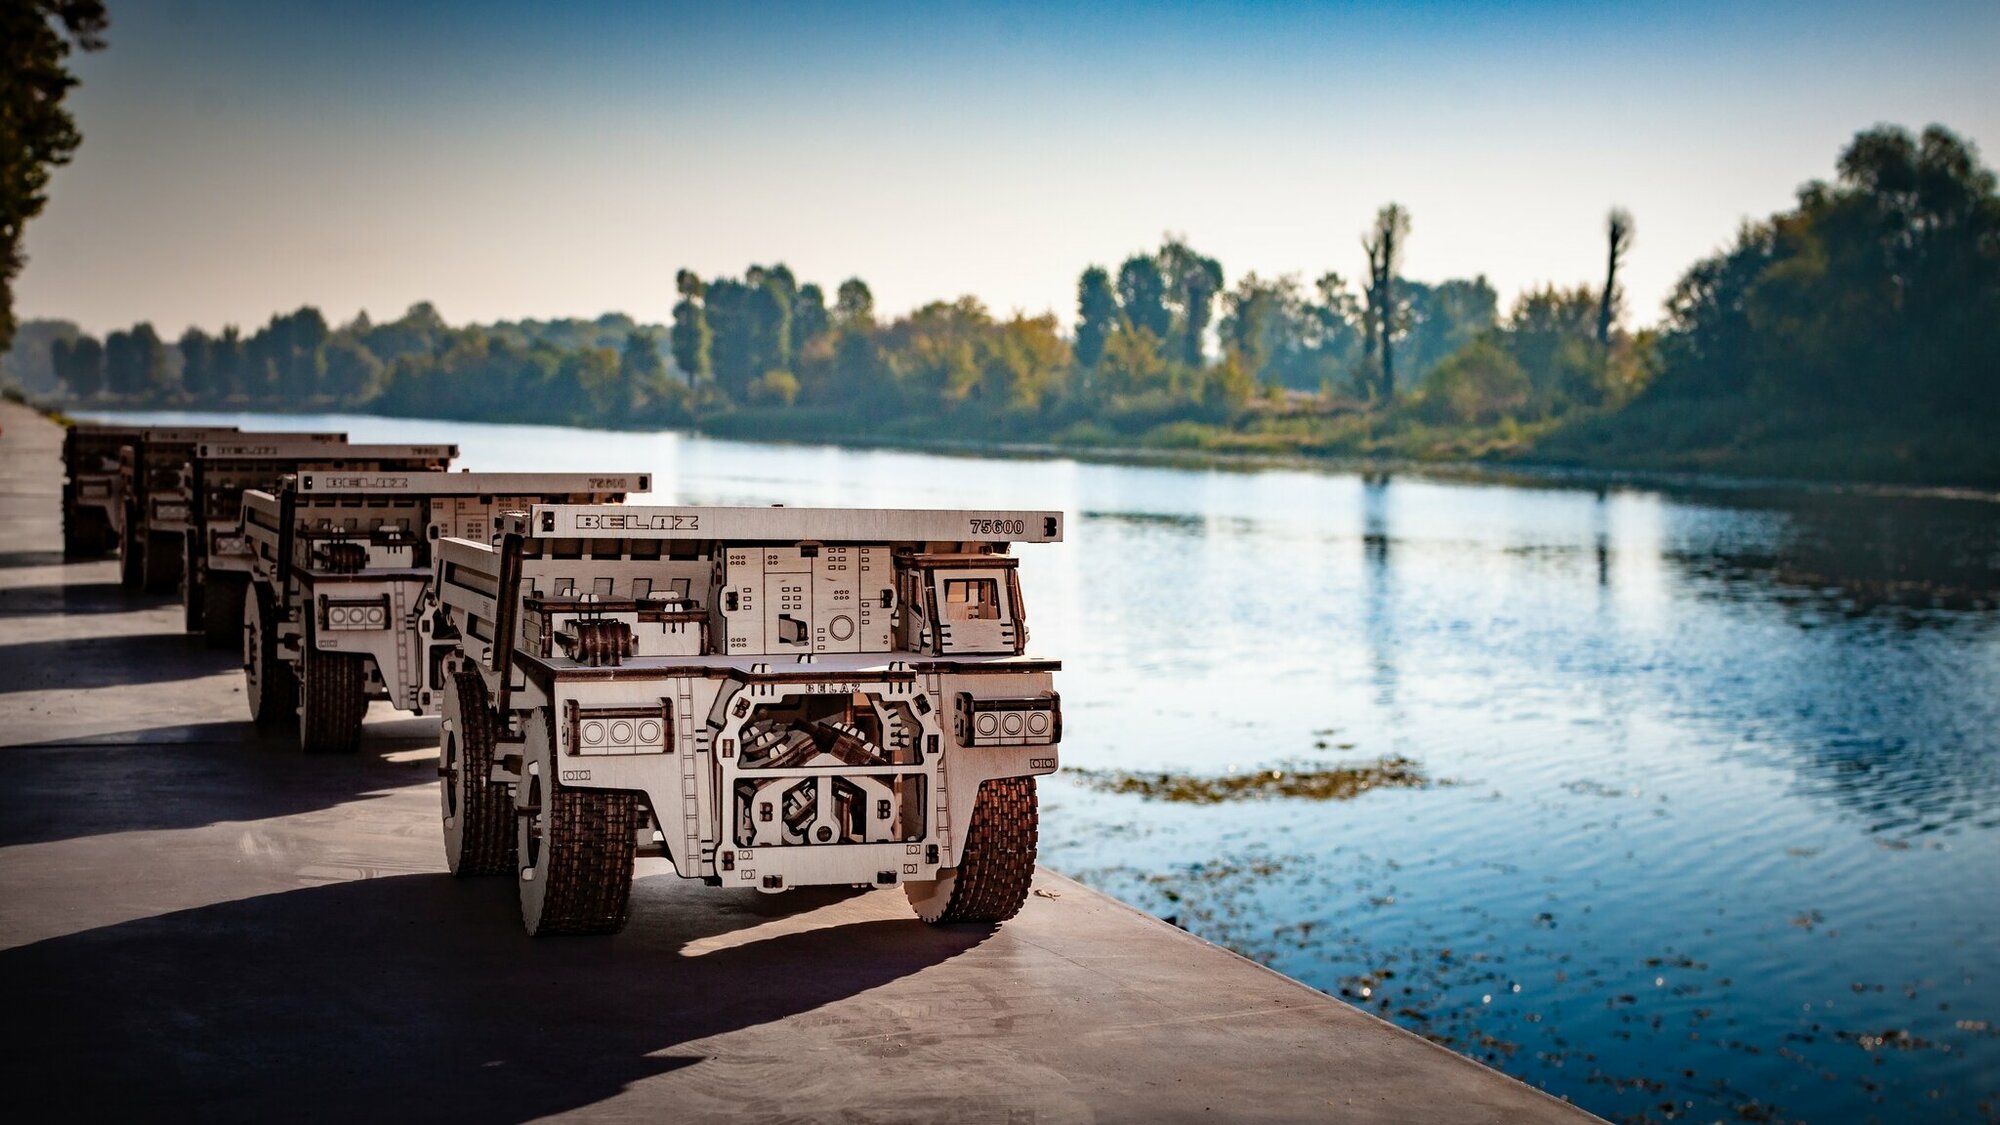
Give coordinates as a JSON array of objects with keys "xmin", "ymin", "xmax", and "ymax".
[{"xmin": 11, "ymin": 122, "xmax": 1995, "ymax": 484}]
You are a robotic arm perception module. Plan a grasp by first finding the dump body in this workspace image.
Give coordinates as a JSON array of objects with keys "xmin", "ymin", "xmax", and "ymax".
[
  {"xmin": 237, "ymin": 472, "xmax": 647, "ymax": 753},
  {"xmin": 435, "ymin": 504, "xmax": 1063, "ymax": 929},
  {"xmin": 183, "ymin": 440, "xmax": 457, "ymax": 641}
]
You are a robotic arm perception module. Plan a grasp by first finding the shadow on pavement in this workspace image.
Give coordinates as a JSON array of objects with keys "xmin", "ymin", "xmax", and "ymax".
[
  {"xmin": 0, "ymin": 731, "xmax": 438, "ymax": 847},
  {"xmin": 0, "ymin": 581, "xmax": 150, "ymax": 616},
  {"xmin": 0, "ymin": 632, "xmax": 237, "ymax": 694},
  {"xmin": 1, "ymin": 874, "xmax": 985, "ymax": 1122},
  {"xmin": 0, "ymin": 550, "xmax": 77, "ymax": 570}
]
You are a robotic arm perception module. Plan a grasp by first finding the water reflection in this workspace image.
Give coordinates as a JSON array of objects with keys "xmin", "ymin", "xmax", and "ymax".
[
  {"xmin": 1666, "ymin": 488, "xmax": 2000, "ymax": 614},
  {"xmin": 1362, "ymin": 473, "xmax": 1397, "ymax": 710}
]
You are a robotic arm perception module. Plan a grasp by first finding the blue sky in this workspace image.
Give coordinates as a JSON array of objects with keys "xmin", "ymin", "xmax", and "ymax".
[{"xmin": 20, "ymin": 0, "xmax": 2000, "ymax": 336}]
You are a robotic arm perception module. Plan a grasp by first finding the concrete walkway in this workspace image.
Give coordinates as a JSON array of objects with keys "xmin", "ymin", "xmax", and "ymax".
[{"xmin": 0, "ymin": 399, "xmax": 1598, "ymax": 1123}]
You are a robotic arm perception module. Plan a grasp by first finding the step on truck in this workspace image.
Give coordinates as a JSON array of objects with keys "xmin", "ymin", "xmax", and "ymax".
[
  {"xmin": 434, "ymin": 504, "xmax": 1065, "ymax": 935},
  {"xmin": 117, "ymin": 428, "xmax": 344, "ymax": 597},
  {"xmin": 185, "ymin": 439, "xmax": 458, "ymax": 649},
  {"xmin": 62, "ymin": 423, "xmax": 228, "ymax": 558},
  {"xmin": 236, "ymin": 470, "xmax": 650, "ymax": 754}
]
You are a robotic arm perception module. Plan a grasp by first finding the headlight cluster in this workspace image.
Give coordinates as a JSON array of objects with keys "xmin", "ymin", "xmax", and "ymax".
[
  {"xmin": 954, "ymin": 692, "xmax": 1060, "ymax": 747},
  {"xmin": 569, "ymin": 705, "xmax": 670, "ymax": 755},
  {"xmin": 323, "ymin": 596, "xmax": 390, "ymax": 630}
]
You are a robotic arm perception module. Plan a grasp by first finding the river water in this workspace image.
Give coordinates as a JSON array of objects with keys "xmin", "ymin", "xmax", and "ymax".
[{"xmin": 95, "ymin": 411, "xmax": 2000, "ymax": 1124}]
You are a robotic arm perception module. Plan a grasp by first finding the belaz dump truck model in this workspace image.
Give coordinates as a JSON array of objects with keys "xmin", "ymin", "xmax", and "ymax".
[
  {"xmin": 117, "ymin": 428, "xmax": 344, "ymax": 596},
  {"xmin": 185, "ymin": 440, "xmax": 457, "ymax": 648},
  {"xmin": 62, "ymin": 423, "xmax": 224, "ymax": 557},
  {"xmin": 237, "ymin": 471, "xmax": 648, "ymax": 754},
  {"xmin": 434, "ymin": 504, "xmax": 1064, "ymax": 935}
]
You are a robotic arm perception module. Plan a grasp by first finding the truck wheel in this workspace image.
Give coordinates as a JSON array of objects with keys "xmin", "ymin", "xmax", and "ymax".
[
  {"xmin": 441, "ymin": 672, "xmax": 512, "ymax": 876},
  {"xmin": 118, "ymin": 515, "xmax": 145, "ymax": 591},
  {"xmin": 243, "ymin": 583, "xmax": 298, "ymax": 728},
  {"xmin": 202, "ymin": 572, "xmax": 244, "ymax": 649},
  {"xmin": 907, "ymin": 777, "xmax": 1039, "ymax": 925},
  {"xmin": 298, "ymin": 640, "xmax": 368, "ymax": 755},
  {"xmin": 518, "ymin": 712, "xmax": 638, "ymax": 936},
  {"xmin": 142, "ymin": 531, "xmax": 183, "ymax": 594}
]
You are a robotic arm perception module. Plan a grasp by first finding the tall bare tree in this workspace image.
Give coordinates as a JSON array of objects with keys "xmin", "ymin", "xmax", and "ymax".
[
  {"xmin": 1597, "ymin": 207, "xmax": 1635, "ymax": 346},
  {"xmin": 1361, "ymin": 204, "xmax": 1410, "ymax": 400}
]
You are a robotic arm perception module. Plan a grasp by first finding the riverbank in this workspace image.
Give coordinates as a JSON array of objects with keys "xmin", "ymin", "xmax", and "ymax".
[{"xmin": 51, "ymin": 392, "xmax": 2000, "ymax": 506}]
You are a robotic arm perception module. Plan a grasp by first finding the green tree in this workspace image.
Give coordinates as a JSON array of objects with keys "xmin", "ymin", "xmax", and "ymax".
[
  {"xmin": 1309, "ymin": 272, "xmax": 1366, "ymax": 390},
  {"xmin": 1399, "ymin": 276, "xmax": 1498, "ymax": 385},
  {"xmin": 211, "ymin": 325, "xmax": 244, "ymax": 399},
  {"xmin": 1095, "ymin": 323, "xmax": 1168, "ymax": 398},
  {"xmin": 833, "ymin": 278, "xmax": 874, "ymax": 327},
  {"xmin": 1415, "ymin": 337, "xmax": 1531, "ymax": 425},
  {"xmin": 1211, "ymin": 347, "xmax": 1257, "ymax": 410},
  {"xmin": 748, "ymin": 368, "xmax": 800, "ymax": 407},
  {"xmin": 1505, "ymin": 284, "xmax": 1601, "ymax": 411},
  {"xmin": 982, "ymin": 313, "xmax": 1069, "ymax": 414},
  {"xmin": 882, "ymin": 298, "xmax": 990, "ymax": 409},
  {"xmin": 1074, "ymin": 265, "xmax": 1119, "ymax": 370},
  {"xmin": 178, "ymin": 327, "xmax": 214, "ymax": 399},
  {"xmin": 561, "ymin": 345, "xmax": 621, "ymax": 419},
  {"xmin": 1653, "ymin": 122, "xmax": 1998, "ymax": 423},
  {"xmin": 2, "ymin": 317, "xmax": 76, "ymax": 392},
  {"xmin": 669, "ymin": 269, "xmax": 712, "ymax": 387},
  {"xmin": 792, "ymin": 283, "xmax": 829, "ymax": 349},
  {"xmin": 64, "ymin": 331, "xmax": 101, "ymax": 396},
  {"xmin": 618, "ymin": 325, "xmax": 678, "ymax": 416},
  {"xmin": 103, "ymin": 327, "xmax": 137, "ymax": 395},
  {"xmin": 0, "ymin": 1, "xmax": 107, "ymax": 352},
  {"xmin": 1218, "ymin": 273, "xmax": 1306, "ymax": 388},
  {"xmin": 742, "ymin": 275, "xmax": 792, "ymax": 390},
  {"xmin": 1159, "ymin": 237, "xmax": 1224, "ymax": 368},
  {"xmin": 831, "ymin": 326, "xmax": 883, "ymax": 408},
  {"xmin": 359, "ymin": 302, "xmax": 448, "ymax": 363},
  {"xmin": 1115, "ymin": 255, "xmax": 1171, "ymax": 341},
  {"xmin": 702, "ymin": 270, "xmax": 797, "ymax": 402},
  {"xmin": 321, "ymin": 336, "xmax": 381, "ymax": 401}
]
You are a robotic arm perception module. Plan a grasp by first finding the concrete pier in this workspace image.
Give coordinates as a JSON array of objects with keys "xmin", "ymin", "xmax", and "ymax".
[{"xmin": 0, "ymin": 399, "xmax": 1597, "ymax": 1123}]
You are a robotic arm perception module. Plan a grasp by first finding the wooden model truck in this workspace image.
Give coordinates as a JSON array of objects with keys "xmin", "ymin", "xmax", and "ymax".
[
  {"xmin": 184, "ymin": 439, "xmax": 457, "ymax": 648},
  {"xmin": 61, "ymin": 423, "xmax": 203, "ymax": 557},
  {"xmin": 236, "ymin": 471, "xmax": 649, "ymax": 754},
  {"xmin": 434, "ymin": 504, "xmax": 1063, "ymax": 935},
  {"xmin": 117, "ymin": 428, "xmax": 344, "ymax": 596}
]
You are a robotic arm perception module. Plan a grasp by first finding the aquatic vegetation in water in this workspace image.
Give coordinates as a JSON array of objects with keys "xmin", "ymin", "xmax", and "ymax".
[{"xmin": 1068, "ymin": 756, "xmax": 1436, "ymax": 803}]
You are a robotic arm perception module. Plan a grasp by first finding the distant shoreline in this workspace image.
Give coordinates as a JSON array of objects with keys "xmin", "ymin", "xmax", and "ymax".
[{"xmin": 60, "ymin": 398, "xmax": 2000, "ymax": 507}]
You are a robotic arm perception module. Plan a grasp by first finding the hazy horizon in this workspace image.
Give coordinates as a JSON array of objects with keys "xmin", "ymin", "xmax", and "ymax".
[{"xmin": 18, "ymin": 0, "xmax": 2000, "ymax": 338}]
